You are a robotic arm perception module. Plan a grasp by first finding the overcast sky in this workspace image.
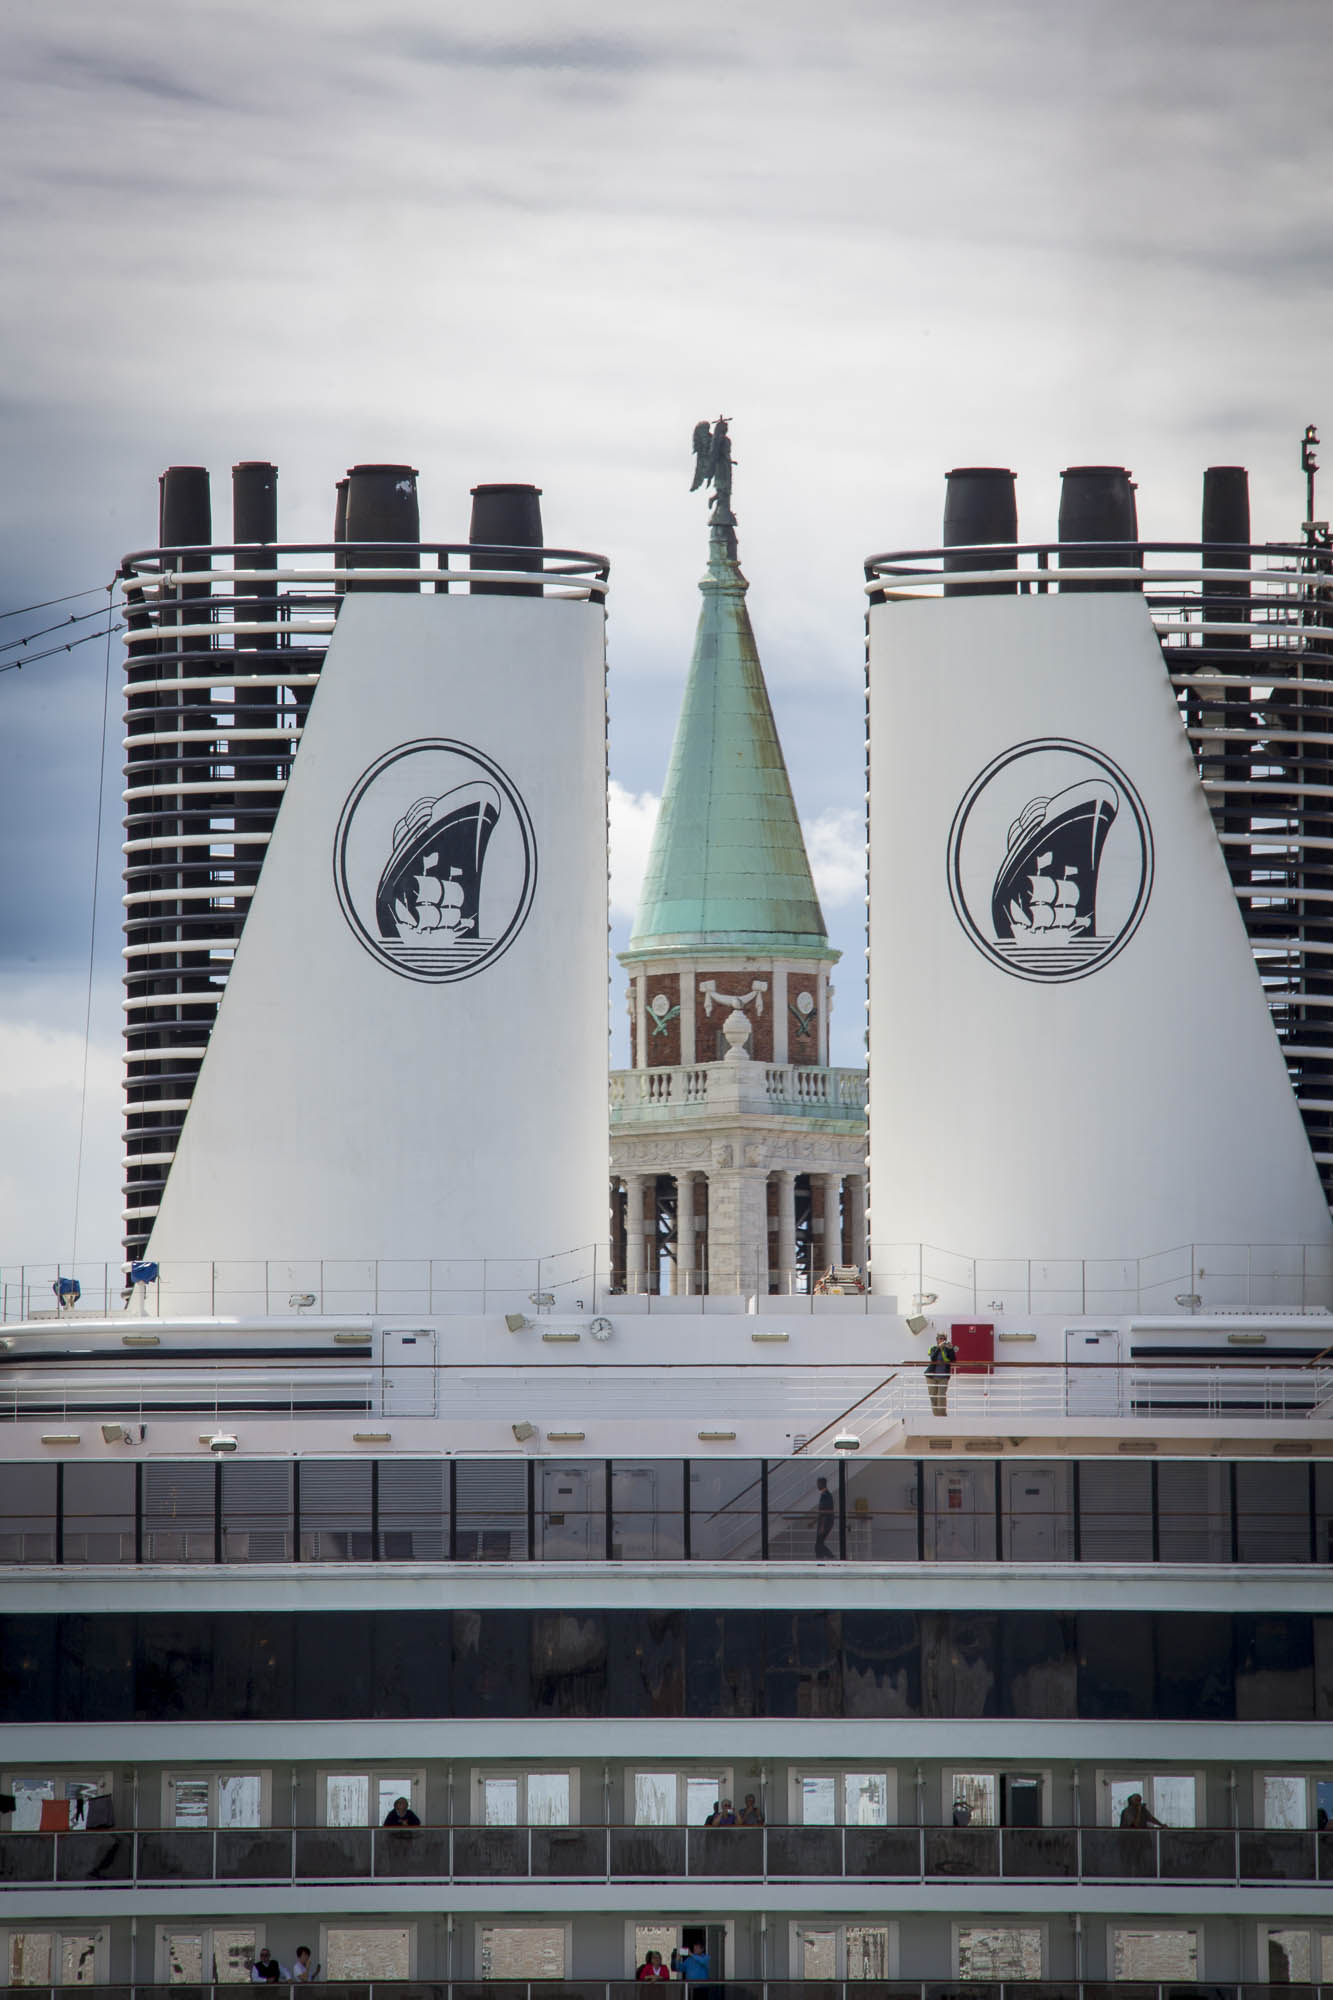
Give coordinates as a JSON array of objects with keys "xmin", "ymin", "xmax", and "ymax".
[{"xmin": 2, "ymin": 0, "xmax": 1331, "ymax": 1268}]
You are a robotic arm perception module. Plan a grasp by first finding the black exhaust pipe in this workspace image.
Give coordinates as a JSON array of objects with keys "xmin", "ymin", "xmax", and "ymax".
[
  {"xmin": 468, "ymin": 483, "xmax": 544, "ymax": 596},
  {"xmin": 343, "ymin": 463, "xmax": 420, "ymax": 592},
  {"xmin": 942, "ymin": 467, "xmax": 1018, "ymax": 596},
  {"xmin": 158, "ymin": 466, "xmax": 212, "ymax": 600},
  {"xmin": 1058, "ymin": 465, "xmax": 1139, "ymax": 591},
  {"xmin": 232, "ymin": 462, "xmax": 279, "ymax": 773}
]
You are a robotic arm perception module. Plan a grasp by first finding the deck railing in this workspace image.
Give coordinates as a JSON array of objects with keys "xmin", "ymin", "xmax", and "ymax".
[{"xmin": 2, "ymin": 1822, "xmax": 1330, "ymax": 1890}]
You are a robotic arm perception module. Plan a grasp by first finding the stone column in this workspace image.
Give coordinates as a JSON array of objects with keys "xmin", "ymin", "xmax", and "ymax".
[
  {"xmin": 679, "ymin": 971, "xmax": 696, "ymax": 1066},
  {"xmin": 675, "ymin": 1171, "xmax": 696, "ymax": 1295},
  {"xmin": 847, "ymin": 1172, "xmax": 868, "ymax": 1274},
  {"xmin": 773, "ymin": 1169, "xmax": 797, "ymax": 1293},
  {"xmin": 816, "ymin": 1172, "xmax": 843, "ymax": 1278},
  {"xmin": 707, "ymin": 1168, "xmax": 771, "ymax": 1297},
  {"xmin": 772, "ymin": 967, "xmax": 789, "ymax": 1065},
  {"xmin": 623, "ymin": 1172, "xmax": 647, "ymax": 1293}
]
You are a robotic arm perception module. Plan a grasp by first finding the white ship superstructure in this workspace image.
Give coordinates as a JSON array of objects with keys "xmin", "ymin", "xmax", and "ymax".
[{"xmin": 2, "ymin": 450, "xmax": 1333, "ymax": 2000}]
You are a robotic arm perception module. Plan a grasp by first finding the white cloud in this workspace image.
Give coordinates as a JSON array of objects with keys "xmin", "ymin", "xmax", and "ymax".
[
  {"xmin": 609, "ymin": 778, "xmax": 660, "ymax": 922},
  {"xmin": 805, "ymin": 807, "xmax": 865, "ymax": 909},
  {"xmin": 0, "ymin": 1018, "xmax": 121, "ymax": 1265}
]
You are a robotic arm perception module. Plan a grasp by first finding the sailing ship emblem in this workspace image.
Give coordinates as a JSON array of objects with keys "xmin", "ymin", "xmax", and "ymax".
[
  {"xmin": 947, "ymin": 740, "xmax": 1152, "ymax": 983},
  {"xmin": 334, "ymin": 740, "xmax": 536, "ymax": 984}
]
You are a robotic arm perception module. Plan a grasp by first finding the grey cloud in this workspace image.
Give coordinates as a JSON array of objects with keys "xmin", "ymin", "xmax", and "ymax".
[
  {"xmin": 388, "ymin": 28, "xmax": 653, "ymax": 73},
  {"xmin": 34, "ymin": 44, "xmax": 227, "ymax": 109}
]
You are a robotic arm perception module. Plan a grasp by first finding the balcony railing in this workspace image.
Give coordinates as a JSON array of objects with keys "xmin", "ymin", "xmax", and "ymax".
[
  {"xmin": 12, "ymin": 1987, "xmax": 1333, "ymax": 2000},
  {"xmin": 3, "ymin": 1822, "xmax": 1330, "ymax": 1888},
  {"xmin": 610, "ymin": 1064, "xmax": 867, "ymax": 1121}
]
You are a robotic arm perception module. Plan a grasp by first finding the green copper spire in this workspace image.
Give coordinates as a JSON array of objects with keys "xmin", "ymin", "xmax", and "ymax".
[{"xmin": 626, "ymin": 422, "xmax": 830, "ymax": 959}]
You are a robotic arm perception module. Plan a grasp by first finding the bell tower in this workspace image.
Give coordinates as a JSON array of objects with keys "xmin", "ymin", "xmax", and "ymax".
[{"xmin": 610, "ymin": 423, "xmax": 867, "ymax": 1296}]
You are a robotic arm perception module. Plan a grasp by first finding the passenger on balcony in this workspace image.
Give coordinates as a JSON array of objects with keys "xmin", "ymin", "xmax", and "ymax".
[
  {"xmin": 952, "ymin": 1797, "xmax": 972, "ymax": 1827},
  {"xmin": 250, "ymin": 1950, "xmax": 288, "ymax": 1982},
  {"xmin": 738, "ymin": 1793, "xmax": 765, "ymax": 1825},
  {"xmin": 1118, "ymin": 1793, "xmax": 1164, "ymax": 1829},
  {"xmin": 713, "ymin": 1798, "xmax": 738, "ymax": 1825},
  {"xmin": 926, "ymin": 1335, "xmax": 958, "ymax": 1416},
  {"xmin": 674, "ymin": 1943, "xmax": 711, "ymax": 1981},
  {"xmin": 292, "ymin": 1949, "xmax": 319, "ymax": 1982},
  {"xmin": 636, "ymin": 1952, "xmax": 669, "ymax": 1981},
  {"xmin": 383, "ymin": 1795, "xmax": 421, "ymax": 1826}
]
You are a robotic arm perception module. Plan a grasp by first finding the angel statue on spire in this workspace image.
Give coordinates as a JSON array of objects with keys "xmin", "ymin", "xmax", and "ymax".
[{"xmin": 690, "ymin": 416, "xmax": 735, "ymax": 522}]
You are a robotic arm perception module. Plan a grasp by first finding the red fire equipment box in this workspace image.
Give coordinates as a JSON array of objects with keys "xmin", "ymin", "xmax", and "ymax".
[{"xmin": 951, "ymin": 1321, "xmax": 995, "ymax": 1373}]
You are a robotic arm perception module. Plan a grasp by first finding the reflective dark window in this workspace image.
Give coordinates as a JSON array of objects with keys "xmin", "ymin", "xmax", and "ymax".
[
  {"xmin": 0, "ymin": 1463, "xmax": 56, "ymax": 1564},
  {"xmin": 378, "ymin": 1459, "xmax": 446, "ymax": 1560},
  {"xmin": 607, "ymin": 1609, "xmax": 684, "ymax": 1715},
  {"xmin": 1236, "ymin": 1613, "xmax": 1314, "ymax": 1720},
  {"xmin": 843, "ymin": 1461, "xmax": 918, "ymax": 1561},
  {"xmin": 1001, "ymin": 1463, "xmax": 1074, "ymax": 1561},
  {"xmin": 142, "ymin": 1461, "xmax": 214, "ymax": 1563},
  {"xmin": 1077, "ymin": 1460, "xmax": 1152, "ymax": 1561},
  {"xmin": 452, "ymin": 1608, "xmax": 528, "ymax": 1716},
  {"xmin": 1236, "ymin": 1463, "xmax": 1309, "ymax": 1564},
  {"xmin": 1153, "ymin": 1612, "xmax": 1234, "ymax": 1719},
  {"xmin": 767, "ymin": 1461, "xmax": 839, "ymax": 1562},
  {"xmin": 299, "ymin": 1460, "xmax": 371, "ymax": 1561},
  {"xmin": 1157, "ymin": 1462, "xmax": 1230, "ymax": 1563},
  {"xmin": 842, "ymin": 1610, "xmax": 921, "ymax": 1717},
  {"xmin": 535, "ymin": 1461, "xmax": 605, "ymax": 1561},
  {"xmin": 685, "ymin": 1611, "xmax": 763, "ymax": 1716},
  {"xmin": 611, "ymin": 1460, "xmax": 684, "ymax": 1560},
  {"xmin": 221, "ymin": 1461, "xmax": 292, "ymax": 1562},
  {"xmin": 1077, "ymin": 1610, "xmax": 1155, "ymax": 1717},
  {"xmin": 456, "ymin": 1459, "xmax": 527, "ymax": 1561},
  {"xmin": 5, "ymin": 1607, "xmax": 1333, "ymax": 1723},
  {"xmin": 530, "ymin": 1610, "xmax": 608, "ymax": 1715},
  {"xmin": 132, "ymin": 1611, "xmax": 217, "ymax": 1718},
  {"xmin": 1315, "ymin": 1464, "xmax": 1333, "ymax": 1565},
  {"xmin": 999, "ymin": 1611, "xmax": 1077, "ymax": 1718},
  {"xmin": 61, "ymin": 1463, "xmax": 136, "ymax": 1565},
  {"xmin": 764, "ymin": 1611, "xmax": 843, "ymax": 1715},
  {"xmin": 923, "ymin": 1463, "xmax": 995, "ymax": 1561},
  {"xmin": 688, "ymin": 1461, "xmax": 764, "ymax": 1560},
  {"xmin": 921, "ymin": 1610, "xmax": 997, "ymax": 1715}
]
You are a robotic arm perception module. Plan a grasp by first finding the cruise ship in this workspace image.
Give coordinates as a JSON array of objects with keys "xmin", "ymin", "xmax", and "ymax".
[{"xmin": 2, "ymin": 446, "xmax": 1333, "ymax": 2000}]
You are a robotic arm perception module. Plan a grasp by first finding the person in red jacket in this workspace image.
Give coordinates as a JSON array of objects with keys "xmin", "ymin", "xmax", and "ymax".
[{"xmin": 636, "ymin": 1952, "xmax": 669, "ymax": 1981}]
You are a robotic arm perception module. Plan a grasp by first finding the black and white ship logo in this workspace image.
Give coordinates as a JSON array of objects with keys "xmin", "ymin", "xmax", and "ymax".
[
  {"xmin": 946, "ymin": 738, "xmax": 1152, "ymax": 983},
  {"xmin": 334, "ymin": 739, "xmax": 536, "ymax": 983}
]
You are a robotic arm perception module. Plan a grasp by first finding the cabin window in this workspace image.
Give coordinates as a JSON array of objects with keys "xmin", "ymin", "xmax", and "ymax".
[
  {"xmin": 476, "ymin": 1924, "xmax": 568, "ymax": 1979},
  {"xmin": 1102, "ymin": 1771, "xmax": 1198, "ymax": 1827},
  {"xmin": 0, "ymin": 1464, "xmax": 57, "ymax": 1564},
  {"xmin": 1260, "ymin": 1772, "xmax": 1333, "ymax": 1828},
  {"xmin": 321, "ymin": 1927, "xmax": 413, "ymax": 1981},
  {"xmin": 61, "ymin": 1465, "xmax": 136, "ymax": 1565},
  {"xmin": 474, "ymin": 1769, "xmax": 574, "ymax": 1826},
  {"xmin": 1, "ymin": 1776, "xmax": 112, "ymax": 1832},
  {"xmin": 162, "ymin": 1771, "xmax": 269, "ymax": 1828},
  {"xmin": 158, "ymin": 1927, "xmax": 258, "ymax": 1983},
  {"xmin": 791, "ymin": 1771, "xmax": 892, "ymax": 1825},
  {"xmin": 791, "ymin": 1923, "xmax": 894, "ymax": 1979},
  {"xmin": 954, "ymin": 1924, "xmax": 1045, "ymax": 1979},
  {"xmin": 319, "ymin": 1770, "xmax": 424, "ymax": 1826},
  {"xmin": 630, "ymin": 1770, "xmax": 732, "ymax": 1826},
  {"xmin": 1109, "ymin": 1926, "xmax": 1199, "ymax": 1980},
  {"xmin": 5, "ymin": 1932, "xmax": 105, "ymax": 1986},
  {"xmin": 1264, "ymin": 1927, "xmax": 1333, "ymax": 1982},
  {"xmin": 948, "ymin": 1770, "xmax": 1048, "ymax": 1827}
]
